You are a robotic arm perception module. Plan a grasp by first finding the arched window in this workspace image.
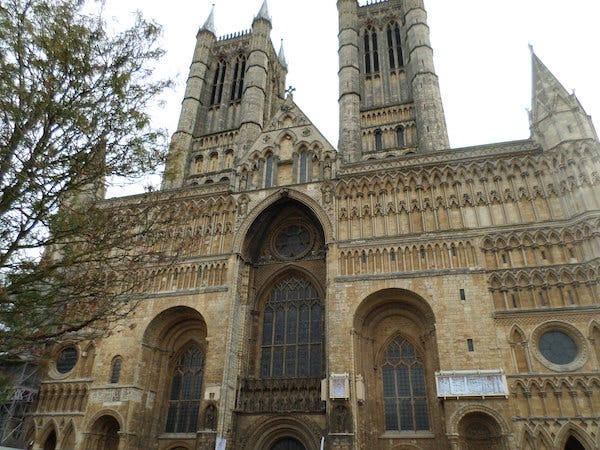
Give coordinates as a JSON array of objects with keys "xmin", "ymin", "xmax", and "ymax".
[
  {"xmin": 166, "ymin": 345, "xmax": 205, "ymax": 433},
  {"xmin": 396, "ymin": 127, "xmax": 405, "ymax": 147},
  {"xmin": 210, "ymin": 59, "xmax": 227, "ymax": 106},
  {"xmin": 260, "ymin": 276, "xmax": 323, "ymax": 378},
  {"xmin": 382, "ymin": 336, "xmax": 429, "ymax": 431},
  {"xmin": 375, "ymin": 129, "xmax": 383, "ymax": 151},
  {"xmin": 109, "ymin": 356, "xmax": 122, "ymax": 384},
  {"xmin": 364, "ymin": 26, "xmax": 379, "ymax": 75},
  {"xmin": 230, "ymin": 55, "xmax": 246, "ymax": 102},
  {"xmin": 298, "ymin": 151, "xmax": 308, "ymax": 183},
  {"xmin": 387, "ymin": 22, "xmax": 404, "ymax": 69},
  {"xmin": 265, "ymin": 155, "xmax": 274, "ymax": 188}
]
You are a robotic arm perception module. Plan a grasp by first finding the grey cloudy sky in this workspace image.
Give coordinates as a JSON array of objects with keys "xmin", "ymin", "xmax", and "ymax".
[{"xmin": 103, "ymin": 0, "xmax": 600, "ymax": 194}]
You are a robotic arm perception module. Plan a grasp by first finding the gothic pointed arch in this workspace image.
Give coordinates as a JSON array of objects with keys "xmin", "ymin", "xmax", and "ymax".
[
  {"xmin": 239, "ymin": 415, "xmax": 322, "ymax": 450},
  {"xmin": 233, "ymin": 189, "xmax": 333, "ymax": 254},
  {"xmin": 236, "ymin": 197, "xmax": 327, "ymax": 419},
  {"xmin": 352, "ymin": 289, "xmax": 441, "ymax": 442},
  {"xmin": 556, "ymin": 423, "xmax": 595, "ymax": 450},
  {"xmin": 141, "ymin": 307, "xmax": 208, "ymax": 436},
  {"xmin": 85, "ymin": 414, "xmax": 120, "ymax": 450}
]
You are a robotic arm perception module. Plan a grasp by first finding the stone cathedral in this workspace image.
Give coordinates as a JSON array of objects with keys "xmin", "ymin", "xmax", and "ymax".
[{"xmin": 30, "ymin": 0, "xmax": 600, "ymax": 449}]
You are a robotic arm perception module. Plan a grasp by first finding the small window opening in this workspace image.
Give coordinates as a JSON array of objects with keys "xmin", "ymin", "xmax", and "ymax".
[
  {"xmin": 501, "ymin": 254, "xmax": 507, "ymax": 264},
  {"xmin": 541, "ymin": 250, "xmax": 547, "ymax": 260},
  {"xmin": 390, "ymin": 250, "xmax": 396, "ymax": 261},
  {"xmin": 375, "ymin": 129, "xmax": 383, "ymax": 151},
  {"xmin": 420, "ymin": 248, "xmax": 426, "ymax": 259},
  {"xmin": 459, "ymin": 289, "xmax": 466, "ymax": 301},
  {"xmin": 511, "ymin": 294, "xmax": 518, "ymax": 308},
  {"xmin": 567, "ymin": 290, "xmax": 575, "ymax": 304},
  {"xmin": 110, "ymin": 357, "xmax": 122, "ymax": 384},
  {"xmin": 396, "ymin": 127, "xmax": 405, "ymax": 147},
  {"xmin": 467, "ymin": 339, "xmax": 474, "ymax": 352}
]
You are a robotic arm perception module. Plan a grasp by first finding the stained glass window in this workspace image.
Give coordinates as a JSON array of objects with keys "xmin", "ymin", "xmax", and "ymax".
[
  {"xmin": 382, "ymin": 336, "xmax": 430, "ymax": 431},
  {"xmin": 274, "ymin": 225, "xmax": 310, "ymax": 259},
  {"xmin": 539, "ymin": 331, "xmax": 577, "ymax": 365},
  {"xmin": 166, "ymin": 346, "xmax": 205, "ymax": 433},
  {"xmin": 260, "ymin": 276, "xmax": 323, "ymax": 378},
  {"xmin": 56, "ymin": 347, "xmax": 78, "ymax": 374}
]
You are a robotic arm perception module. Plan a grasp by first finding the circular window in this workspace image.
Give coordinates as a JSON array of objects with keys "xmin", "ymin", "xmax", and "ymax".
[
  {"xmin": 531, "ymin": 322, "xmax": 588, "ymax": 372},
  {"xmin": 56, "ymin": 347, "xmax": 78, "ymax": 374},
  {"xmin": 539, "ymin": 331, "xmax": 577, "ymax": 365},
  {"xmin": 273, "ymin": 225, "xmax": 311, "ymax": 259}
]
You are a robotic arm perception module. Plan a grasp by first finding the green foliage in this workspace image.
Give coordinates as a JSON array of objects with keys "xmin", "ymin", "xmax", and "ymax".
[{"xmin": 0, "ymin": 0, "xmax": 174, "ymax": 360}]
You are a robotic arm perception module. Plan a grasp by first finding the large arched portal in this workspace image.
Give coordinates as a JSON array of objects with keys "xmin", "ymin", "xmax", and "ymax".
[
  {"xmin": 353, "ymin": 289, "xmax": 442, "ymax": 447},
  {"xmin": 235, "ymin": 197, "xmax": 327, "ymax": 446},
  {"xmin": 86, "ymin": 415, "xmax": 120, "ymax": 450},
  {"xmin": 140, "ymin": 306, "xmax": 208, "ymax": 447}
]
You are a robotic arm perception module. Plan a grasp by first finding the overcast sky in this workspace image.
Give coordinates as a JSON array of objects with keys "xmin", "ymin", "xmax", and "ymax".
[{"xmin": 102, "ymin": 0, "xmax": 600, "ymax": 195}]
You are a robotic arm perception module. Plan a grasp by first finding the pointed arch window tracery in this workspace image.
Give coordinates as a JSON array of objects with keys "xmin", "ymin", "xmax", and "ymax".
[
  {"xmin": 260, "ymin": 275, "xmax": 323, "ymax": 378},
  {"xmin": 210, "ymin": 59, "xmax": 227, "ymax": 106},
  {"xmin": 387, "ymin": 21, "xmax": 404, "ymax": 69},
  {"xmin": 165, "ymin": 345, "xmax": 205, "ymax": 433},
  {"xmin": 364, "ymin": 26, "xmax": 379, "ymax": 75},
  {"xmin": 382, "ymin": 336, "xmax": 430, "ymax": 431},
  {"xmin": 231, "ymin": 55, "xmax": 246, "ymax": 102}
]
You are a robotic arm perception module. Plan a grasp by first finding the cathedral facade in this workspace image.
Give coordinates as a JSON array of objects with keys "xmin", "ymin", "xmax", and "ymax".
[{"xmin": 31, "ymin": 0, "xmax": 600, "ymax": 449}]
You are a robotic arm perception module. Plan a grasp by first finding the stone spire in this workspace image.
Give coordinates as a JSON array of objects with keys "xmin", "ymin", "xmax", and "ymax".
[
  {"xmin": 278, "ymin": 39, "xmax": 287, "ymax": 68},
  {"xmin": 256, "ymin": 0, "xmax": 271, "ymax": 22},
  {"xmin": 529, "ymin": 48, "xmax": 598, "ymax": 150},
  {"xmin": 201, "ymin": 4, "xmax": 216, "ymax": 34}
]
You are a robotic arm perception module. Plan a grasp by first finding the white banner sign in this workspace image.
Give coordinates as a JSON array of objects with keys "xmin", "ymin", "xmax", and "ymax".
[{"xmin": 215, "ymin": 437, "xmax": 226, "ymax": 450}]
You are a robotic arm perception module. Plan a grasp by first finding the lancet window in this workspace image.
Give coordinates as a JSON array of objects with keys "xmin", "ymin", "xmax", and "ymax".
[
  {"xmin": 210, "ymin": 60, "xmax": 227, "ymax": 106},
  {"xmin": 230, "ymin": 55, "xmax": 246, "ymax": 102},
  {"xmin": 364, "ymin": 26, "xmax": 379, "ymax": 74},
  {"xmin": 387, "ymin": 22, "xmax": 404, "ymax": 69}
]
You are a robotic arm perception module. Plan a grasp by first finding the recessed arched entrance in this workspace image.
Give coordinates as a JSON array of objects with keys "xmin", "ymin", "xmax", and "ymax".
[
  {"xmin": 457, "ymin": 412, "xmax": 507, "ymax": 450},
  {"xmin": 86, "ymin": 415, "xmax": 120, "ymax": 450},
  {"xmin": 565, "ymin": 436, "xmax": 586, "ymax": 450},
  {"xmin": 271, "ymin": 437, "xmax": 306, "ymax": 450},
  {"xmin": 43, "ymin": 430, "xmax": 57, "ymax": 450}
]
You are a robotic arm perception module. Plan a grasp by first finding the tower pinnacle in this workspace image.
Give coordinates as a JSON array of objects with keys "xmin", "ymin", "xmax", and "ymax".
[
  {"xmin": 256, "ymin": 0, "xmax": 271, "ymax": 22},
  {"xmin": 201, "ymin": 4, "xmax": 216, "ymax": 34}
]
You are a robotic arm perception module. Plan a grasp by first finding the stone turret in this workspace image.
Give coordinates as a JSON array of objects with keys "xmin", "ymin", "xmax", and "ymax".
[
  {"xmin": 337, "ymin": 0, "xmax": 362, "ymax": 162},
  {"xmin": 336, "ymin": 0, "xmax": 449, "ymax": 162},
  {"xmin": 403, "ymin": 0, "xmax": 449, "ymax": 152},
  {"xmin": 529, "ymin": 49, "xmax": 598, "ymax": 151},
  {"xmin": 162, "ymin": 7, "xmax": 217, "ymax": 189},
  {"xmin": 239, "ymin": 1, "xmax": 273, "ymax": 145}
]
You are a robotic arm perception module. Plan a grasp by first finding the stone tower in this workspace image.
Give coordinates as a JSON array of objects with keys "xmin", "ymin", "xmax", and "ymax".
[
  {"xmin": 338, "ymin": 0, "xmax": 449, "ymax": 162},
  {"xmin": 162, "ymin": 1, "xmax": 287, "ymax": 189}
]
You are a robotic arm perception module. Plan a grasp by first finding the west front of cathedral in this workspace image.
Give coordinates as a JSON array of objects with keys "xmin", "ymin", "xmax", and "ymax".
[{"xmin": 28, "ymin": 0, "xmax": 600, "ymax": 449}]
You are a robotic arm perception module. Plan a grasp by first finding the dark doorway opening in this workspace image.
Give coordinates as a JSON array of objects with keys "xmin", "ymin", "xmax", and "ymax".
[
  {"xmin": 565, "ymin": 436, "xmax": 586, "ymax": 450},
  {"xmin": 271, "ymin": 437, "xmax": 306, "ymax": 450}
]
